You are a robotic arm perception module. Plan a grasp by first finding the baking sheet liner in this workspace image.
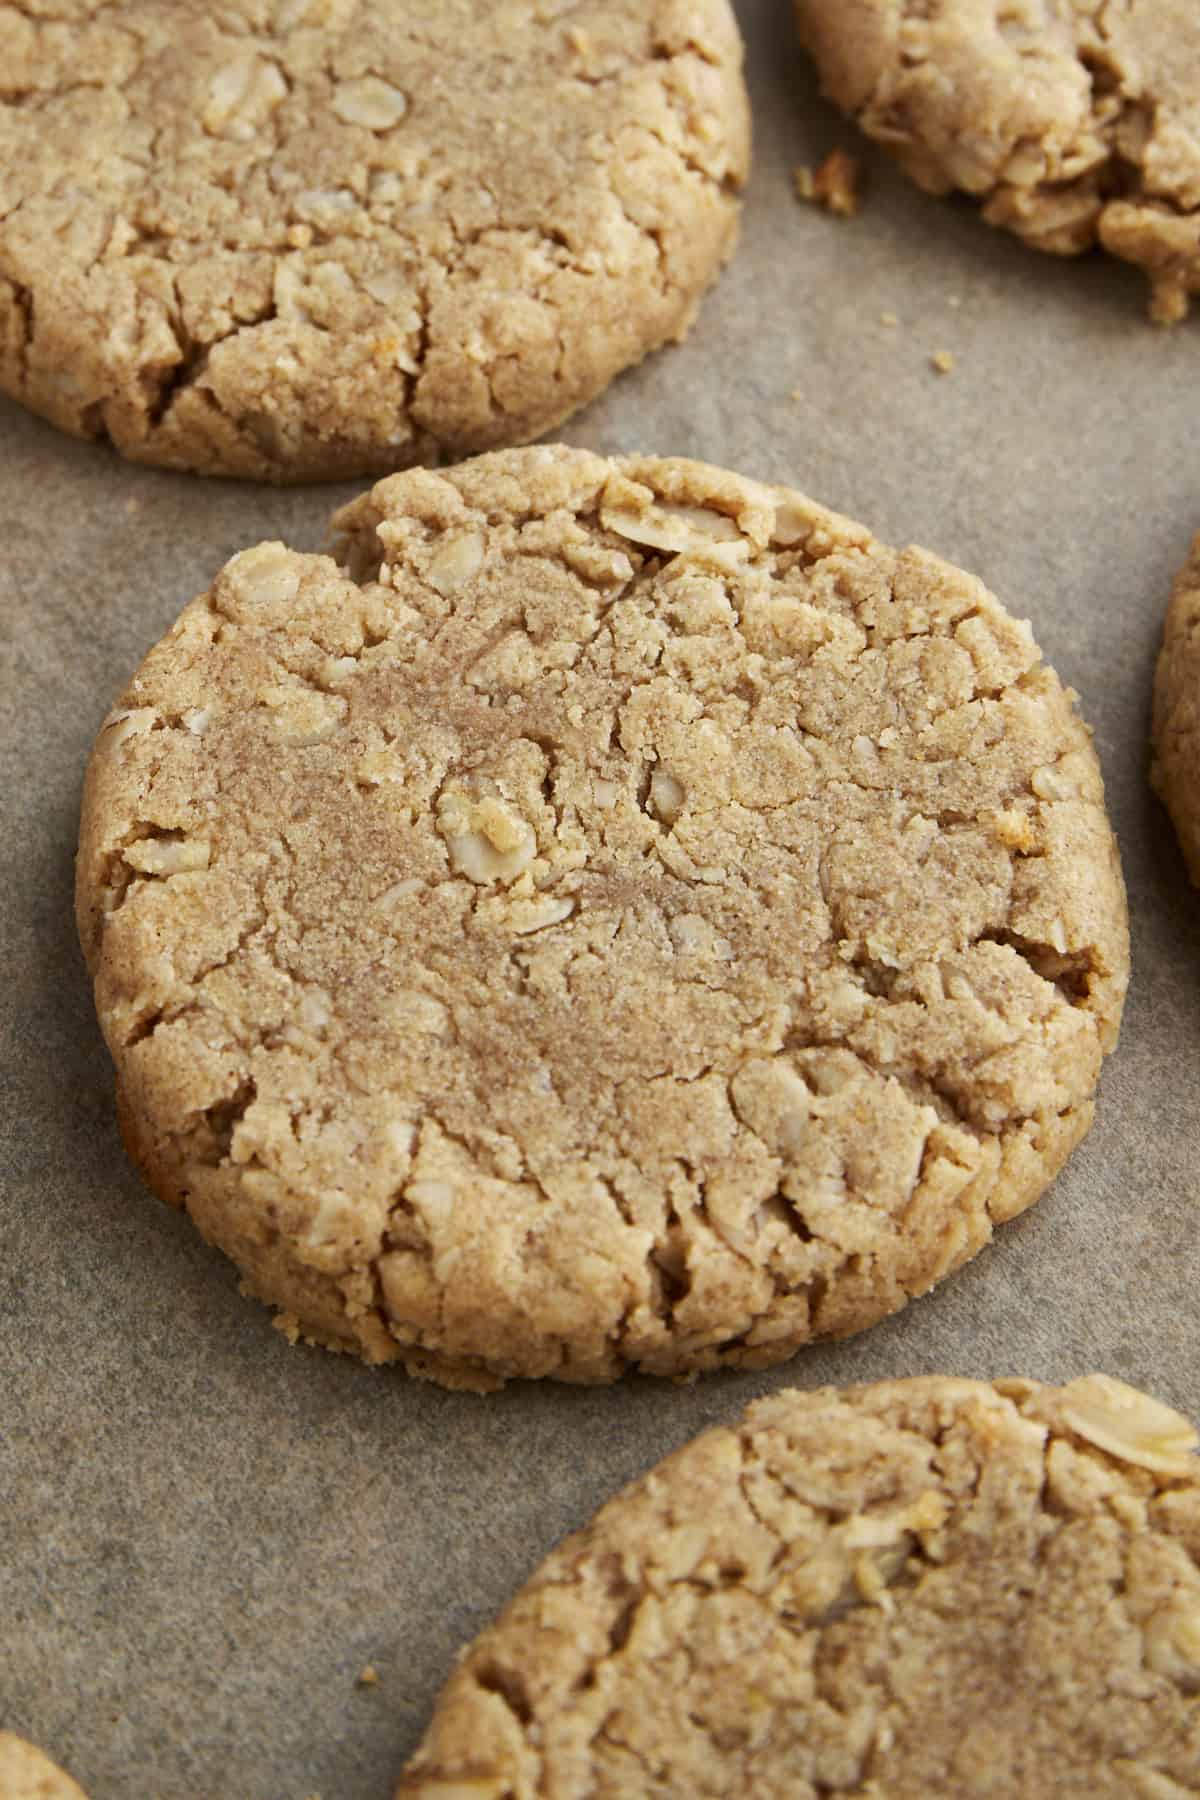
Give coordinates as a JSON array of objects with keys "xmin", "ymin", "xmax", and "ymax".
[{"xmin": 3, "ymin": 3, "xmax": 1200, "ymax": 1793}]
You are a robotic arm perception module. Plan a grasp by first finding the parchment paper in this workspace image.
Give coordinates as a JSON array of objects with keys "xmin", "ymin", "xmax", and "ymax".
[{"xmin": 4, "ymin": 3, "xmax": 1200, "ymax": 1794}]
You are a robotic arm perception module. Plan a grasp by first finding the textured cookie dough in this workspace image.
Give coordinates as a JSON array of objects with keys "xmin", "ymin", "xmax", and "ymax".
[
  {"xmin": 793, "ymin": 0, "xmax": 1200, "ymax": 325},
  {"xmin": 397, "ymin": 1375, "xmax": 1200, "ymax": 1798},
  {"xmin": 0, "ymin": 1735, "xmax": 87, "ymax": 1800},
  {"xmin": 0, "ymin": 1, "xmax": 748, "ymax": 481},
  {"xmin": 76, "ymin": 446, "xmax": 1129, "ymax": 1390},
  {"xmin": 1152, "ymin": 533, "xmax": 1200, "ymax": 883}
]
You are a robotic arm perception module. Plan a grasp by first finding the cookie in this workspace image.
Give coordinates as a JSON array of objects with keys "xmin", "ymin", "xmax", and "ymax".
[
  {"xmin": 793, "ymin": 1, "xmax": 1200, "ymax": 325},
  {"xmin": 397, "ymin": 1375, "xmax": 1200, "ymax": 1798},
  {"xmin": 0, "ymin": 1735, "xmax": 87, "ymax": 1800},
  {"xmin": 1152, "ymin": 533, "xmax": 1200, "ymax": 882},
  {"xmin": 76, "ymin": 446, "xmax": 1128, "ymax": 1390},
  {"xmin": 0, "ymin": 3, "xmax": 748, "ymax": 482}
]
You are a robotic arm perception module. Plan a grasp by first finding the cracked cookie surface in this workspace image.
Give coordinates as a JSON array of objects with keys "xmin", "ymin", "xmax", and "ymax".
[
  {"xmin": 1152, "ymin": 533, "xmax": 1200, "ymax": 883},
  {"xmin": 0, "ymin": 0, "xmax": 748, "ymax": 481},
  {"xmin": 397, "ymin": 1375, "xmax": 1200, "ymax": 1798},
  {"xmin": 76, "ymin": 445, "xmax": 1128, "ymax": 1390},
  {"xmin": 0, "ymin": 1735, "xmax": 88, "ymax": 1800},
  {"xmin": 793, "ymin": 0, "xmax": 1200, "ymax": 324}
]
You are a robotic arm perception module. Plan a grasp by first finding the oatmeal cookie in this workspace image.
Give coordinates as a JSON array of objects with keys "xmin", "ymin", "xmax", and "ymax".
[
  {"xmin": 0, "ymin": 1, "xmax": 748, "ymax": 479},
  {"xmin": 794, "ymin": 0, "xmax": 1200, "ymax": 324},
  {"xmin": 1152, "ymin": 532, "xmax": 1200, "ymax": 882},
  {"xmin": 399, "ymin": 1375, "xmax": 1200, "ymax": 1798},
  {"xmin": 77, "ymin": 447, "xmax": 1128, "ymax": 1389},
  {"xmin": 0, "ymin": 1735, "xmax": 87, "ymax": 1800}
]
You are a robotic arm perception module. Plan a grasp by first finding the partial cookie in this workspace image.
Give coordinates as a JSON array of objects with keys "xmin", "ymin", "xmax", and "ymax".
[
  {"xmin": 0, "ymin": 3, "xmax": 748, "ymax": 481},
  {"xmin": 794, "ymin": 1, "xmax": 1200, "ymax": 324},
  {"xmin": 76, "ymin": 446, "xmax": 1128, "ymax": 1390},
  {"xmin": 397, "ymin": 1375, "xmax": 1200, "ymax": 1798},
  {"xmin": 1152, "ymin": 534, "xmax": 1200, "ymax": 882},
  {"xmin": 0, "ymin": 1735, "xmax": 87, "ymax": 1800}
]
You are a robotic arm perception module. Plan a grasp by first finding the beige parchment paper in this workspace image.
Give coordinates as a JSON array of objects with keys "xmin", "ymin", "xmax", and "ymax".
[{"xmin": 3, "ymin": 3, "xmax": 1200, "ymax": 1794}]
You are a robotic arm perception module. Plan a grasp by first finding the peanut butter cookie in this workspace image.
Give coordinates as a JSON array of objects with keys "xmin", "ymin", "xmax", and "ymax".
[
  {"xmin": 0, "ymin": 1, "xmax": 748, "ymax": 480},
  {"xmin": 794, "ymin": 0, "xmax": 1200, "ymax": 324},
  {"xmin": 1152, "ymin": 532, "xmax": 1200, "ymax": 883},
  {"xmin": 398, "ymin": 1375, "xmax": 1200, "ymax": 1798},
  {"xmin": 76, "ymin": 447, "xmax": 1128, "ymax": 1390}
]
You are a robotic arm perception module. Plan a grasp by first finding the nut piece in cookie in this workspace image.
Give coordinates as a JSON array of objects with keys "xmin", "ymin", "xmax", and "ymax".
[
  {"xmin": 76, "ymin": 445, "xmax": 1129, "ymax": 1390},
  {"xmin": 794, "ymin": 0, "xmax": 1200, "ymax": 322},
  {"xmin": 397, "ymin": 1376, "xmax": 1200, "ymax": 1798},
  {"xmin": 0, "ymin": 2, "xmax": 749, "ymax": 480}
]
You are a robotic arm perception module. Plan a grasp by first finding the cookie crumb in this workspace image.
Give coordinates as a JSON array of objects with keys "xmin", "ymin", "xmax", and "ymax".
[
  {"xmin": 1151, "ymin": 280, "xmax": 1189, "ymax": 327},
  {"xmin": 880, "ymin": 311, "xmax": 899, "ymax": 328},
  {"xmin": 930, "ymin": 349, "xmax": 956, "ymax": 375},
  {"xmin": 357, "ymin": 1665, "xmax": 380, "ymax": 1687},
  {"xmin": 789, "ymin": 387, "xmax": 804, "ymax": 403},
  {"xmin": 794, "ymin": 149, "xmax": 860, "ymax": 217},
  {"xmin": 269, "ymin": 1307, "xmax": 303, "ymax": 1346}
]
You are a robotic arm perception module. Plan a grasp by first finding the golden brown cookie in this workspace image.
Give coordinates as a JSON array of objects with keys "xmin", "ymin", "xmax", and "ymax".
[
  {"xmin": 0, "ymin": 2, "xmax": 748, "ymax": 481},
  {"xmin": 1152, "ymin": 533, "xmax": 1200, "ymax": 882},
  {"xmin": 397, "ymin": 1375, "xmax": 1200, "ymax": 1799},
  {"xmin": 0, "ymin": 1735, "xmax": 87, "ymax": 1800},
  {"xmin": 794, "ymin": 0, "xmax": 1200, "ymax": 324},
  {"xmin": 76, "ymin": 447, "xmax": 1128, "ymax": 1390}
]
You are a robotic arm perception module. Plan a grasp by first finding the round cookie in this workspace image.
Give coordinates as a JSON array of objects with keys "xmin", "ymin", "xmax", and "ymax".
[
  {"xmin": 0, "ymin": 3, "xmax": 748, "ymax": 482},
  {"xmin": 793, "ymin": 0, "xmax": 1200, "ymax": 325},
  {"xmin": 1152, "ymin": 534, "xmax": 1200, "ymax": 883},
  {"xmin": 397, "ymin": 1375, "xmax": 1200, "ymax": 1798},
  {"xmin": 0, "ymin": 1735, "xmax": 87, "ymax": 1800},
  {"xmin": 76, "ymin": 446, "xmax": 1129, "ymax": 1390}
]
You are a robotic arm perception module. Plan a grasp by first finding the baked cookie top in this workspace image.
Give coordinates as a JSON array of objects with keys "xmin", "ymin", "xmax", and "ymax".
[
  {"xmin": 794, "ymin": 0, "xmax": 1200, "ymax": 324},
  {"xmin": 0, "ymin": 1735, "xmax": 87, "ymax": 1800},
  {"xmin": 1152, "ymin": 533, "xmax": 1200, "ymax": 884},
  {"xmin": 76, "ymin": 447, "xmax": 1128, "ymax": 1390},
  {"xmin": 397, "ymin": 1375, "xmax": 1200, "ymax": 1799},
  {"xmin": 0, "ymin": 1, "xmax": 748, "ymax": 480}
]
